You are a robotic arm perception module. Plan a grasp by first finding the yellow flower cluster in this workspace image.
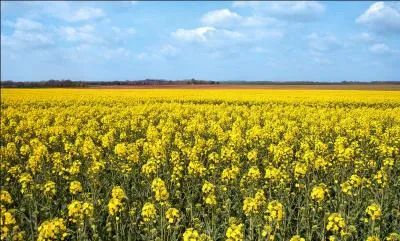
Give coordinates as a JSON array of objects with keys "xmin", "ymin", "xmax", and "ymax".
[
  {"xmin": 294, "ymin": 162, "xmax": 308, "ymax": 179},
  {"xmin": 366, "ymin": 203, "xmax": 381, "ymax": 221},
  {"xmin": 221, "ymin": 165, "xmax": 240, "ymax": 183},
  {"xmin": 0, "ymin": 191, "xmax": 13, "ymax": 204},
  {"xmin": 202, "ymin": 181, "xmax": 216, "ymax": 206},
  {"xmin": 264, "ymin": 166, "xmax": 288, "ymax": 187},
  {"xmin": 243, "ymin": 190, "xmax": 265, "ymax": 216},
  {"xmin": 340, "ymin": 174, "xmax": 362, "ymax": 196},
  {"xmin": 141, "ymin": 202, "xmax": 156, "ymax": 222},
  {"xmin": 188, "ymin": 161, "xmax": 206, "ymax": 177},
  {"xmin": 1, "ymin": 208, "xmax": 16, "ymax": 240},
  {"xmin": 326, "ymin": 213, "xmax": 346, "ymax": 233},
  {"xmin": 37, "ymin": 218, "xmax": 68, "ymax": 241},
  {"xmin": 225, "ymin": 218, "xmax": 244, "ymax": 241},
  {"xmin": 67, "ymin": 200, "xmax": 94, "ymax": 224},
  {"xmin": 310, "ymin": 183, "xmax": 329, "ymax": 203},
  {"xmin": 18, "ymin": 173, "xmax": 32, "ymax": 194},
  {"xmin": 183, "ymin": 228, "xmax": 200, "ymax": 241},
  {"xmin": 243, "ymin": 197, "xmax": 258, "ymax": 216},
  {"xmin": 265, "ymin": 200, "xmax": 284, "ymax": 223},
  {"xmin": 374, "ymin": 170, "xmax": 388, "ymax": 189},
  {"xmin": 69, "ymin": 181, "xmax": 82, "ymax": 195},
  {"xmin": 243, "ymin": 166, "xmax": 261, "ymax": 182},
  {"xmin": 114, "ymin": 143, "xmax": 128, "ymax": 158},
  {"xmin": 386, "ymin": 233, "xmax": 400, "ymax": 241},
  {"xmin": 43, "ymin": 181, "xmax": 56, "ymax": 198},
  {"xmin": 182, "ymin": 228, "xmax": 209, "ymax": 241},
  {"xmin": 141, "ymin": 159, "xmax": 158, "ymax": 177},
  {"xmin": 290, "ymin": 235, "xmax": 306, "ymax": 241},
  {"xmin": 108, "ymin": 186, "xmax": 126, "ymax": 216},
  {"xmin": 366, "ymin": 236, "xmax": 381, "ymax": 241},
  {"xmin": 151, "ymin": 178, "xmax": 169, "ymax": 203},
  {"xmin": 67, "ymin": 160, "xmax": 81, "ymax": 176},
  {"xmin": 165, "ymin": 207, "xmax": 180, "ymax": 224}
]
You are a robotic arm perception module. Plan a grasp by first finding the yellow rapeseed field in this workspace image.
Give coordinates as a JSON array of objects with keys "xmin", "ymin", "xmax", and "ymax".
[{"xmin": 1, "ymin": 88, "xmax": 399, "ymax": 241}]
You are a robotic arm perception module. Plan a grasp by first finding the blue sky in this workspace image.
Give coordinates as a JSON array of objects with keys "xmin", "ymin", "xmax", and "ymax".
[{"xmin": 1, "ymin": 1, "xmax": 399, "ymax": 82}]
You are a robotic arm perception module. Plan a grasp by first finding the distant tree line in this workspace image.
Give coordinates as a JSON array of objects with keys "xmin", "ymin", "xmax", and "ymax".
[
  {"xmin": 87, "ymin": 79, "xmax": 220, "ymax": 86},
  {"xmin": 1, "ymin": 79, "xmax": 399, "ymax": 88},
  {"xmin": 0, "ymin": 79, "xmax": 220, "ymax": 88},
  {"xmin": 1, "ymin": 79, "xmax": 88, "ymax": 88},
  {"xmin": 223, "ymin": 81, "xmax": 400, "ymax": 85}
]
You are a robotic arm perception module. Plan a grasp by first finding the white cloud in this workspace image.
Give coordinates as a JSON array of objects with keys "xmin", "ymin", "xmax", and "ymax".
[
  {"xmin": 36, "ymin": 1, "xmax": 72, "ymax": 21},
  {"xmin": 5, "ymin": 18, "xmax": 43, "ymax": 30},
  {"xmin": 171, "ymin": 25, "xmax": 285, "ymax": 49},
  {"xmin": 2, "ymin": 30, "xmax": 54, "ymax": 50},
  {"xmin": 135, "ymin": 52, "xmax": 163, "ymax": 61},
  {"xmin": 136, "ymin": 52, "xmax": 148, "ymax": 60},
  {"xmin": 134, "ymin": 45, "xmax": 179, "ymax": 61},
  {"xmin": 233, "ymin": 1, "xmax": 325, "ymax": 22},
  {"xmin": 221, "ymin": 29, "xmax": 247, "ymax": 39},
  {"xmin": 127, "ymin": 28, "xmax": 136, "ymax": 35},
  {"xmin": 172, "ymin": 27, "xmax": 217, "ymax": 42},
  {"xmin": 58, "ymin": 25, "xmax": 106, "ymax": 44},
  {"xmin": 313, "ymin": 57, "xmax": 332, "ymax": 65},
  {"xmin": 269, "ymin": 1, "xmax": 325, "ymax": 18},
  {"xmin": 112, "ymin": 27, "xmax": 136, "ymax": 40},
  {"xmin": 201, "ymin": 9, "xmax": 242, "ymax": 27},
  {"xmin": 369, "ymin": 43, "xmax": 391, "ymax": 54},
  {"xmin": 160, "ymin": 44, "xmax": 179, "ymax": 56},
  {"xmin": 131, "ymin": 1, "xmax": 138, "ymax": 5},
  {"xmin": 351, "ymin": 32, "xmax": 375, "ymax": 43},
  {"xmin": 13, "ymin": 30, "xmax": 53, "ymax": 44},
  {"xmin": 171, "ymin": 26, "xmax": 249, "ymax": 49},
  {"xmin": 62, "ymin": 44, "xmax": 95, "ymax": 62},
  {"xmin": 101, "ymin": 18, "xmax": 112, "ymax": 25},
  {"xmin": 208, "ymin": 50, "xmax": 225, "ymax": 60},
  {"xmin": 250, "ymin": 46, "xmax": 270, "ymax": 54},
  {"xmin": 17, "ymin": 2, "xmax": 106, "ymax": 23},
  {"xmin": 61, "ymin": 45, "xmax": 131, "ymax": 62},
  {"xmin": 251, "ymin": 29, "xmax": 285, "ymax": 40},
  {"xmin": 307, "ymin": 49, "xmax": 332, "ymax": 65},
  {"xmin": 200, "ymin": 8, "xmax": 282, "ymax": 28},
  {"xmin": 103, "ymin": 47, "xmax": 131, "ymax": 59},
  {"xmin": 112, "ymin": 27, "xmax": 121, "ymax": 34},
  {"xmin": 68, "ymin": 7, "xmax": 105, "ymax": 22},
  {"xmin": 232, "ymin": 1, "xmax": 261, "ymax": 8},
  {"xmin": 356, "ymin": 2, "xmax": 400, "ymax": 34},
  {"xmin": 207, "ymin": 49, "xmax": 240, "ymax": 60},
  {"xmin": 1, "ymin": 16, "xmax": 54, "ymax": 51},
  {"xmin": 306, "ymin": 32, "xmax": 342, "ymax": 52},
  {"xmin": 241, "ymin": 16, "xmax": 281, "ymax": 27}
]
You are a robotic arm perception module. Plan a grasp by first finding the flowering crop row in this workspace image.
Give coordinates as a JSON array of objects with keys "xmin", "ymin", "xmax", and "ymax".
[{"xmin": 1, "ymin": 89, "xmax": 399, "ymax": 241}]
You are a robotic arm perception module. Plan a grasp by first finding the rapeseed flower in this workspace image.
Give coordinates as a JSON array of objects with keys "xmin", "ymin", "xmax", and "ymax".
[
  {"xmin": 265, "ymin": 200, "xmax": 284, "ymax": 222},
  {"xmin": 366, "ymin": 203, "xmax": 381, "ymax": 221},
  {"xmin": 290, "ymin": 235, "xmax": 305, "ymax": 241},
  {"xmin": 68, "ymin": 200, "xmax": 94, "ymax": 223},
  {"xmin": 326, "ymin": 213, "xmax": 345, "ymax": 233},
  {"xmin": 69, "ymin": 181, "xmax": 82, "ymax": 195},
  {"xmin": 225, "ymin": 218, "xmax": 244, "ymax": 241},
  {"xmin": 0, "ymin": 191, "xmax": 12, "ymax": 204},
  {"xmin": 141, "ymin": 202, "xmax": 156, "ymax": 222},
  {"xmin": 151, "ymin": 178, "xmax": 169, "ymax": 202},
  {"xmin": 166, "ymin": 208, "xmax": 180, "ymax": 223},
  {"xmin": 37, "ymin": 218, "xmax": 68, "ymax": 241},
  {"xmin": 366, "ymin": 236, "xmax": 381, "ymax": 241},
  {"xmin": 311, "ymin": 183, "xmax": 329, "ymax": 203}
]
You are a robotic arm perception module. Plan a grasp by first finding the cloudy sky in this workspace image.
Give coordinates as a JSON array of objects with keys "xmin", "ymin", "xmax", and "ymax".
[{"xmin": 1, "ymin": 1, "xmax": 399, "ymax": 82}]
